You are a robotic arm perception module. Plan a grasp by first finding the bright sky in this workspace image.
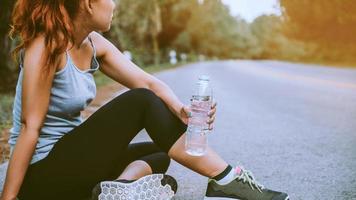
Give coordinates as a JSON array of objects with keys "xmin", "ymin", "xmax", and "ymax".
[{"xmin": 221, "ymin": 0, "xmax": 281, "ymax": 22}]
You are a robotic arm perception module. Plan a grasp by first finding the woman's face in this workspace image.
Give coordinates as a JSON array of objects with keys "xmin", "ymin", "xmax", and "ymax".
[{"xmin": 89, "ymin": 0, "xmax": 116, "ymax": 32}]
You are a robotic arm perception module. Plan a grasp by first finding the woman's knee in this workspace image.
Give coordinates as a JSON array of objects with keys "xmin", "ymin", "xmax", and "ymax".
[
  {"xmin": 141, "ymin": 152, "xmax": 171, "ymax": 174},
  {"xmin": 127, "ymin": 88, "xmax": 166, "ymax": 112},
  {"xmin": 127, "ymin": 88, "xmax": 159, "ymax": 103}
]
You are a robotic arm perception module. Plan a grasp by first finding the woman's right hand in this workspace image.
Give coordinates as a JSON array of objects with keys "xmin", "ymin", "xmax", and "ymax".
[{"xmin": 178, "ymin": 105, "xmax": 192, "ymax": 125}]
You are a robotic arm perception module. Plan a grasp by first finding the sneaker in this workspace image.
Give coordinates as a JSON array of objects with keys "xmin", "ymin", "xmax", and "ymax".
[
  {"xmin": 204, "ymin": 167, "xmax": 289, "ymax": 200},
  {"xmin": 91, "ymin": 174, "xmax": 178, "ymax": 200}
]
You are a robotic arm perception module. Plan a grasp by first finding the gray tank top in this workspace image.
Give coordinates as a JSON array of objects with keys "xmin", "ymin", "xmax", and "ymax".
[{"xmin": 9, "ymin": 37, "xmax": 99, "ymax": 164}]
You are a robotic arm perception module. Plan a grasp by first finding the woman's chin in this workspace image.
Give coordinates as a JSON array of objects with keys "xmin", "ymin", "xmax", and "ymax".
[{"xmin": 99, "ymin": 24, "xmax": 112, "ymax": 33}]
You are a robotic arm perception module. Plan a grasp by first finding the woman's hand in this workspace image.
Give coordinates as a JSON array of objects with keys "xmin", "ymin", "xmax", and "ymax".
[
  {"xmin": 207, "ymin": 101, "xmax": 217, "ymax": 130},
  {"xmin": 178, "ymin": 105, "xmax": 192, "ymax": 125},
  {"xmin": 179, "ymin": 101, "xmax": 217, "ymax": 130}
]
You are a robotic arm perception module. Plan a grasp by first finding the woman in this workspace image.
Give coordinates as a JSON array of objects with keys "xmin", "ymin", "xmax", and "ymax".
[{"xmin": 0, "ymin": 0, "xmax": 289, "ymax": 200}]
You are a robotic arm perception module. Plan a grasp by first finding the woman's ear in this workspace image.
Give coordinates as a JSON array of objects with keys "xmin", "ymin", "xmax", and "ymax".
[{"xmin": 83, "ymin": 0, "xmax": 94, "ymax": 15}]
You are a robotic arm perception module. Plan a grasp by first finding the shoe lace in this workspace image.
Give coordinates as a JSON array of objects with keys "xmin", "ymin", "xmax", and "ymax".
[{"xmin": 235, "ymin": 166, "xmax": 265, "ymax": 193}]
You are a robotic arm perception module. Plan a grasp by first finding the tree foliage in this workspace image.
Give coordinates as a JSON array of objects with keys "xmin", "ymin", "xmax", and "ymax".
[
  {"xmin": 279, "ymin": 0, "xmax": 356, "ymax": 63},
  {"xmin": 0, "ymin": 0, "xmax": 16, "ymax": 92},
  {"xmin": 1, "ymin": 0, "xmax": 354, "ymax": 92},
  {"xmin": 107, "ymin": 0, "xmax": 306, "ymax": 65}
]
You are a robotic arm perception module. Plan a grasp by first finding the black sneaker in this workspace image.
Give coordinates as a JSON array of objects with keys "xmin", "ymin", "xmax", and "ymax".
[
  {"xmin": 91, "ymin": 174, "xmax": 178, "ymax": 200},
  {"xmin": 204, "ymin": 167, "xmax": 289, "ymax": 200}
]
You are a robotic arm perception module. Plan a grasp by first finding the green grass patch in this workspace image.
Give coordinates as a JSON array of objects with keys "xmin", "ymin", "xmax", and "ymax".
[
  {"xmin": 275, "ymin": 57, "xmax": 356, "ymax": 68},
  {"xmin": 93, "ymin": 70, "xmax": 116, "ymax": 87},
  {"xmin": 309, "ymin": 60, "xmax": 356, "ymax": 68},
  {"xmin": 0, "ymin": 94, "xmax": 14, "ymax": 136}
]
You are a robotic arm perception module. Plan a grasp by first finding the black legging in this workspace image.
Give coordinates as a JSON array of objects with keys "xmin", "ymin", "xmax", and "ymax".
[{"xmin": 18, "ymin": 88, "xmax": 188, "ymax": 200}]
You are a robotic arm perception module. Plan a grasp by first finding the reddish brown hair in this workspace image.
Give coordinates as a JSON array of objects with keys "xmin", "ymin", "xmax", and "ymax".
[{"xmin": 9, "ymin": 0, "xmax": 81, "ymax": 70}]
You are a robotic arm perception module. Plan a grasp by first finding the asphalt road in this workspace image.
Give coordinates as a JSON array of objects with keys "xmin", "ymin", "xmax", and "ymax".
[{"xmin": 133, "ymin": 60, "xmax": 356, "ymax": 200}]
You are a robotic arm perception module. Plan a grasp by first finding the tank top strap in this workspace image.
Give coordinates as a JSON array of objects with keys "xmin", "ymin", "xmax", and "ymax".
[
  {"xmin": 88, "ymin": 36, "xmax": 97, "ymax": 58},
  {"xmin": 88, "ymin": 36, "xmax": 100, "ymax": 71},
  {"xmin": 18, "ymin": 49, "xmax": 25, "ymax": 68}
]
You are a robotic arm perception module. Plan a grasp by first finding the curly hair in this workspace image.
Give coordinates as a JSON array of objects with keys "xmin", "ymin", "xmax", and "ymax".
[{"xmin": 9, "ymin": 0, "xmax": 81, "ymax": 70}]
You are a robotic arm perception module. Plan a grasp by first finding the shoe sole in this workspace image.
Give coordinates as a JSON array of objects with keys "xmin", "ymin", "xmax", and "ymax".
[
  {"xmin": 97, "ymin": 174, "xmax": 176, "ymax": 200},
  {"xmin": 204, "ymin": 195, "xmax": 290, "ymax": 200}
]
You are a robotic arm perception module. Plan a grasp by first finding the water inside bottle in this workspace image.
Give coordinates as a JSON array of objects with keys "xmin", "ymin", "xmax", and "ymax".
[
  {"xmin": 185, "ymin": 125, "xmax": 208, "ymax": 156},
  {"xmin": 190, "ymin": 95, "xmax": 211, "ymax": 130},
  {"xmin": 186, "ymin": 95, "xmax": 211, "ymax": 156}
]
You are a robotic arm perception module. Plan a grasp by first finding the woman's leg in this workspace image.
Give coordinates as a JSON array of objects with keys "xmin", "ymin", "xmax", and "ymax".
[
  {"xmin": 90, "ymin": 142, "xmax": 174, "ymax": 198},
  {"xmin": 17, "ymin": 88, "xmax": 227, "ymax": 199},
  {"xmin": 168, "ymin": 135, "xmax": 227, "ymax": 178},
  {"xmin": 116, "ymin": 160, "xmax": 152, "ymax": 181},
  {"xmin": 95, "ymin": 87, "xmax": 227, "ymax": 178},
  {"xmin": 117, "ymin": 89, "xmax": 228, "ymax": 178},
  {"xmin": 111, "ymin": 142, "xmax": 171, "ymax": 181}
]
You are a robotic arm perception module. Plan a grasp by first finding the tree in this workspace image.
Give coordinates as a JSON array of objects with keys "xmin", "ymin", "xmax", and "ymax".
[
  {"xmin": 107, "ymin": 0, "xmax": 163, "ymax": 66},
  {"xmin": 250, "ymin": 14, "xmax": 306, "ymax": 60},
  {"xmin": 0, "ymin": 0, "xmax": 16, "ymax": 92},
  {"xmin": 279, "ymin": 0, "xmax": 356, "ymax": 63},
  {"xmin": 171, "ymin": 0, "xmax": 250, "ymax": 59}
]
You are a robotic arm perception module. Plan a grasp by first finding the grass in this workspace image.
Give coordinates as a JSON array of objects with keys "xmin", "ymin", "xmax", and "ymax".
[
  {"xmin": 274, "ymin": 57, "xmax": 356, "ymax": 69},
  {"xmin": 0, "ymin": 94, "xmax": 13, "ymax": 135},
  {"xmin": 0, "ymin": 94, "xmax": 13, "ymax": 163},
  {"xmin": 307, "ymin": 60, "xmax": 356, "ymax": 68}
]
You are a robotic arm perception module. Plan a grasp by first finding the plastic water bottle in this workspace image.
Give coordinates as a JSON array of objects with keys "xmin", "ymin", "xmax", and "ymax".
[{"xmin": 185, "ymin": 75, "xmax": 213, "ymax": 156}]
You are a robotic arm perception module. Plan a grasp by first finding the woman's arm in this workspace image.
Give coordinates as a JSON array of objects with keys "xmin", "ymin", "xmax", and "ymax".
[
  {"xmin": 0, "ymin": 36, "xmax": 56, "ymax": 200},
  {"xmin": 91, "ymin": 32, "xmax": 216, "ymax": 126},
  {"xmin": 91, "ymin": 32, "xmax": 185, "ymax": 118}
]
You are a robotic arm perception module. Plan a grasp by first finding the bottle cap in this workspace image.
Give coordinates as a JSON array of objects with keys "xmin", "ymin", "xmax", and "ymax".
[{"xmin": 198, "ymin": 75, "xmax": 210, "ymax": 81}]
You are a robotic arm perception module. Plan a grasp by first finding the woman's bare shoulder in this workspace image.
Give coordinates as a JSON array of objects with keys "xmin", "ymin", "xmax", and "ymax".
[
  {"xmin": 89, "ymin": 31, "xmax": 116, "ymax": 58},
  {"xmin": 25, "ymin": 35, "xmax": 46, "ymax": 53},
  {"xmin": 23, "ymin": 35, "xmax": 48, "ymax": 68}
]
